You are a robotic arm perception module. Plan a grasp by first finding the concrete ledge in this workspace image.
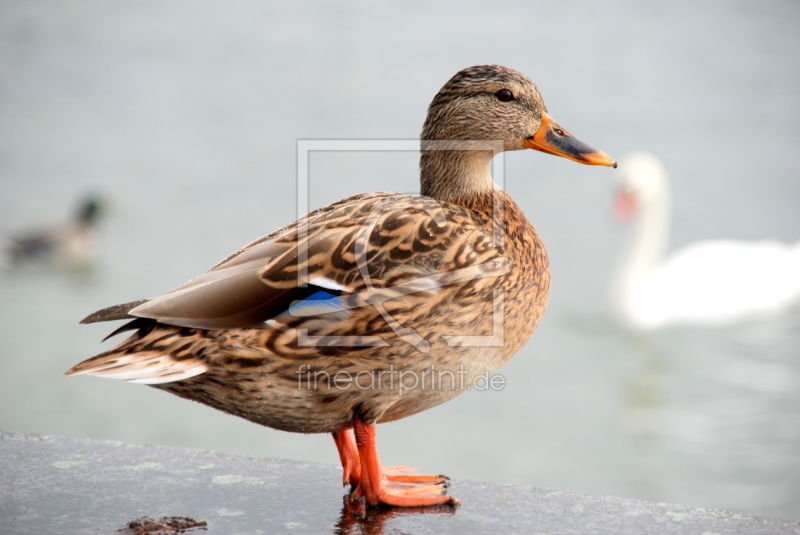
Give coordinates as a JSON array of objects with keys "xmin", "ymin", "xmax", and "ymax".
[{"xmin": 1, "ymin": 431, "xmax": 797, "ymax": 534}]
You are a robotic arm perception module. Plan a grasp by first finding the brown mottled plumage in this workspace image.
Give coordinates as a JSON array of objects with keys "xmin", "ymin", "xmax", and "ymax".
[{"xmin": 67, "ymin": 65, "xmax": 615, "ymax": 507}]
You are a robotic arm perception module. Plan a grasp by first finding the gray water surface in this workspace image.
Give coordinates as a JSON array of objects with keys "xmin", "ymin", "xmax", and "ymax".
[{"xmin": 1, "ymin": 0, "xmax": 799, "ymax": 521}]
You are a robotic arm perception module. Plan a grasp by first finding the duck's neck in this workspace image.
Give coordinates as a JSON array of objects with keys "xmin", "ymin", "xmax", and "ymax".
[
  {"xmin": 613, "ymin": 182, "xmax": 672, "ymax": 313},
  {"xmin": 419, "ymin": 146, "xmax": 498, "ymax": 202}
]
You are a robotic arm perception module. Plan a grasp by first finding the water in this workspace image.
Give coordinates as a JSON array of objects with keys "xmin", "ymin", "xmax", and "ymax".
[{"xmin": 1, "ymin": 0, "xmax": 799, "ymax": 521}]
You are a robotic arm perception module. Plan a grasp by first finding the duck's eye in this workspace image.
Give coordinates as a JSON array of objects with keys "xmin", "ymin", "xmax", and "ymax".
[{"xmin": 495, "ymin": 89, "xmax": 514, "ymax": 102}]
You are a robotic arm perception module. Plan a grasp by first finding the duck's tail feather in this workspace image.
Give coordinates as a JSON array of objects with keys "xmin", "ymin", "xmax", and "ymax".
[
  {"xmin": 100, "ymin": 317, "xmax": 154, "ymax": 342},
  {"xmin": 80, "ymin": 298, "xmax": 150, "ymax": 324},
  {"xmin": 65, "ymin": 351, "xmax": 208, "ymax": 385},
  {"xmin": 66, "ymin": 322, "xmax": 209, "ymax": 385}
]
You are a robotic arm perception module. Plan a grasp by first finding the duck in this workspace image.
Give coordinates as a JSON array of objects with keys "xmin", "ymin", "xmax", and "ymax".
[
  {"xmin": 66, "ymin": 65, "xmax": 616, "ymax": 507},
  {"xmin": 4, "ymin": 195, "xmax": 102, "ymax": 271},
  {"xmin": 610, "ymin": 151, "xmax": 800, "ymax": 330}
]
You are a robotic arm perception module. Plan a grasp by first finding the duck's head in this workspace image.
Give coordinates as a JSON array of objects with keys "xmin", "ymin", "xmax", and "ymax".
[
  {"xmin": 420, "ymin": 65, "xmax": 615, "ymax": 199},
  {"xmin": 613, "ymin": 151, "xmax": 670, "ymax": 220},
  {"xmin": 77, "ymin": 196, "xmax": 103, "ymax": 225}
]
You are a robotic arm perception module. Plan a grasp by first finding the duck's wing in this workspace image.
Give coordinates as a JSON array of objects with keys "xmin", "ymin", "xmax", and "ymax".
[{"xmin": 82, "ymin": 192, "xmax": 509, "ymax": 331}]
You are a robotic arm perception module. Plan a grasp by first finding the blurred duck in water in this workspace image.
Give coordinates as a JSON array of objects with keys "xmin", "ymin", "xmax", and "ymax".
[
  {"xmin": 4, "ymin": 195, "xmax": 103, "ymax": 271},
  {"xmin": 611, "ymin": 152, "xmax": 800, "ymax": 330}
]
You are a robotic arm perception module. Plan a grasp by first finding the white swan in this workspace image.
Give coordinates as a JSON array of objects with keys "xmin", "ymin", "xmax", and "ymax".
[{"xmin": 611, "ymin": 151, "xmax": 800, "ymax": 330}]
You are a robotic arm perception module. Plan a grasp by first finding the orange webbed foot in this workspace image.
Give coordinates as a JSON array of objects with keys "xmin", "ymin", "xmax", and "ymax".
[
  {"xmin": 332, "ymin": 429, "xmax": 362, "ymax": 488},
  {"xmin": 344, "ymin": 418, "xmax": 459, "ymax": 507}
]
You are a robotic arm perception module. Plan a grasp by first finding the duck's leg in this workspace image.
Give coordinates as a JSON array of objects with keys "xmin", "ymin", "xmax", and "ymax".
[
  {"xmin": 332, "ymin": 429, "xmax": 361, "ymax": 487},
  {"xmin": 351, "ymin": 417, "xmax": 459, "ymax": 507}
]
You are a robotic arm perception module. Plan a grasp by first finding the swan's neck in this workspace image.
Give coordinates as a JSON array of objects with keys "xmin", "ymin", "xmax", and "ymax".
[
  {"xmin": 419, "ymin": 146, "xmax": 498, "ymax": 202},
  {"xmin": 613, "ymin": 183, "xmax": 672, "ymax": 313}
]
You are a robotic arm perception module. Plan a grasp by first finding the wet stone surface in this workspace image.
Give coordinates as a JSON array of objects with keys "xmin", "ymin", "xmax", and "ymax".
[{"xmin": 1, "ymin": 431, "xmax": 798, "ymax": 534}]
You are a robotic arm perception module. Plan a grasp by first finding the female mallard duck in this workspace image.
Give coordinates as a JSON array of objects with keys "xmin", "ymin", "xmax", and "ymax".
[{"xmin": 67, "ymin": 65, "xmax": 615, "ymax": 507}]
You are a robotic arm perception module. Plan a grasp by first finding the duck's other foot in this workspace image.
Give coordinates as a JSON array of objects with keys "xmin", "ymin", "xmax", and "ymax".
[
  {"xmin": 384, "ymin": 465, "xmax": 449, "ymax": 487},
  {"xmin": 332, "ymin": 429, "xmax": 362, "ymax": 488}
]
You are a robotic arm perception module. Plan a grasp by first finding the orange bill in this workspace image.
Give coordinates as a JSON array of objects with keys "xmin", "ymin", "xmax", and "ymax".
[{"xmin": 523, "ymin": 112, "xmax": 616, "ymax": 168}]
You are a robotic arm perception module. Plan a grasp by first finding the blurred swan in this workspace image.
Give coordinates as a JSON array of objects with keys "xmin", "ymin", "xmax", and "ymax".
[
  {"xmin": 611, "ymin": 152, "xmax": 800, "ymax": 330},
  {"xmin": 4, "ymin": 195, "xmax": 102, "ymax": 271}
]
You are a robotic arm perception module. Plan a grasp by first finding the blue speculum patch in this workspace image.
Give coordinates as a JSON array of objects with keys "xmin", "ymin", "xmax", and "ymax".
[{"xmin": 286, "ymin": 289, "xmax": 344, "ymax": 317}]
